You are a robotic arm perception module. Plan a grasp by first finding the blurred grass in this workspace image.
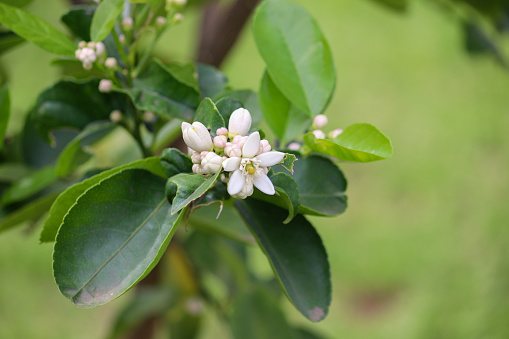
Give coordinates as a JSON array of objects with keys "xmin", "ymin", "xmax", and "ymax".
[{"xmin": 1, "ymin": 0, "xmax": 509, "ymax": 338}]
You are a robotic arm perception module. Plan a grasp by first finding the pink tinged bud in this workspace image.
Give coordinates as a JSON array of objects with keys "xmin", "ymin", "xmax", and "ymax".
[
  {"xmin": 119, "ymin": 34, "xmax": 126, "ymax": 44},
  {"xmin": 174, "ymin": 13, "xmax": 184, "ymax": 22},
  {"xmin": 226, "ymin": 144, "xmax": 242, "ymax": 158},
  {"xmin": 228, "ymin": 108, "xmax": 252, "ymax": 137},
  {"xmin": 312, "ymin": 130, "xmax": 326, "ymax": 139},
  {"xmin": 192, "ymin": 164, "xmax": 202, "ymax": 174},
  {"xmin": 201, "ymin": 152, "xmax": 223, "ymax": 174},
  {"xmin": 79, "ymin": 47, "xmax": 96, "ymax": 64},
  {"xmin": 181, "ymin": 122, "xmax": 213, "ymax": 152},
  {"xmin": 78, "ymin": 41, "xmax": 86, "ymax": 49},
  {"xmin": 214, "ymin": 135, "xmax": 227, "ymax": 149},
  {"xmin": 87, "ymin": 41, "xmax": 96, "ymax": 49},
  {"xmin": 109, "ymin": 110, "xmax": 122, "ymax": 122},
  {"xmin": 216, "ymin": 127, "xmax": 228, "ymax": 136},
  {"xmin": 287, "ymin": 142, "xmax": 301, "ymax": 151},
  {"xmin": 200, "ymin": 151, "xmax": 209, "ymax": 158},
  {"xmin": 191, "ymin": 151, "xmax": 201, "ymax": 164},
  {"xmin": 258, "ymin": 139, "xmax": 271, "ymax": 154},
  {"xmin": 155, "ymin": 16, "xmax": 167, "ymax": 28},
  {"xmin": 105, "ymin": 57, "xmax": 117, "ymax": 69},
  {"xmin": 95, "ymin": 42, "xmax": 106, "ymax": 56},
  {"xmin": 122, "ymin": 17, "xmax": 134, "ymax": 31},
  {"xmin": 331, "ymin": 128, "xmax": 343, "ymax": 138},
  {"xmin": 313, "ymin": 114, "xmax": 328, "ymax": 128},
  {"xmin": 99, "ymin": 79, "xmax": 113, "ymax": 93}
]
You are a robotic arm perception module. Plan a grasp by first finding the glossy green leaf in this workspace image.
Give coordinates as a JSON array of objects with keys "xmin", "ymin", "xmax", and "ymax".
[
  {"xmin": 215, "ymin": 97, "xmax": 243, "ymax": 126},
  {"xmin": 252, "ymin": 0, "xmax": 335, "ymax": 116},
  {"xmin": 160, "ymin": 148, "xmax": 193, "ymax": 178},
  {"xmin": 40, "ymin": 157, "xmax": 165, "ymax": 243},
  {"xmin": 259, "ymin": 71, "xmax": 310, "ymax": 143},
  {"xmin": 0, "ymin": 31, "xmax": 24, "ymax": 56},
  {"xmin": 90, "ymin": 0, "xmax": 124, "ymax": 42},
  {"xmin": 273, "ymin": 153, "xmax": 347, "ymax": 216},
  {"xmin": 197, "ymin": 63, "xmax": 228, "ymax": 98},
  {"xmin": 1, "ymin": 166, "xmax": 56, "ymax": 205},
  {"xmin": 56, "ymin": 121, "xmax": 115, "ymax": 177},
  {"xmin": 216, "ymin": 90, "xmax": 262, "ymax": 128},
  {"xmin": 194, "ymin": 97, "xmax": 225, "ymax": 134},
  {"xmin": 118, "ymin": 60, "xmax": 200, "ymax": 121},
  {"xmin": 235, "ymin": 199, "xmax": 331, "ymax": 321},
  {"xmin": 0, "ymin": 3, "xmax": 76, "ymax": 56},
  {"xmin": 280, "ymin": 153, "xmax": 297, "ymax": 174},
  {"xmin": 0, "ymin": 191, "xmax": 60, "ymax": 234},
  {"xmin": 169, "ymin": 171, "xmax": 221, "ymax": 215},
  {"xmin": 61, "ymin": 7, "xmax": 95, "ymax": 41},
  {"xmin": 166, "ymin": 62, "xmax": 200, "ymax": 93},
  {"xmin": 0, "ymin": 84, "xmax": 9, "ymax": 150},
  {"xmin": 304, "ymin": 123, "xmax": 393, "ymax": 162},
  {"xmin": 53, "ymin": 169, "xmax": 184, "ymax": 308},
  {"xmin": 32, "ymin": 79, "xmax": 123, "ymax": 143},
  {"xmin": 230, "ymin": 287, "xmax": 294, "ymax": 339}
]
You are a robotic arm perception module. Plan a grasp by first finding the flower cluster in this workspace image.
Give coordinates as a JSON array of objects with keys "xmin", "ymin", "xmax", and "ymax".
[
  {"xmin": 75, "ymin": 41, "xmax": 106, "ymax": 70},
  {"xmin": 181, "ymin": 108, "xmax": 286, "ymax": 199}
]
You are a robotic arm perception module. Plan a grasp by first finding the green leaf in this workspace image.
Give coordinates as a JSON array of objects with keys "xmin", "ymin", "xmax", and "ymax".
[
  {"xmin": 0, "ymin": 0, "xmax": 33, "ymax": 7},
  {"xmin": 0, "ymin": 31, "xmax": 25, "ymax": 56},
  {"xmin": 166, "ymin": 62, "xmax": 200, "ymax": 93},
  {"xmin": 160, "ymin": 148, "xmax": 193, "ymax": 178},
  {"xmin": 215, "ymin": 90, "xmax": 262, "ymax": 128},
  {"xmin": 40, "ymin": 157, "xmax": 165, "ymax": 243},
  {"xmin": 0, "ymin": 163, "xmax": 30, "ymax": 182},
  {"xmin": 215, "ymin": 97, "xmax": 243, "ymax": 125},
  {"xmin": 1, "ymin": 166, "xmax": 56, "ymax": 205},
  {"xmin": 61, "ymin": 7, "xmax": 95, "ymax": 41},
  {"xmin": 31, "ymin": 79, "xmax": 124, "ymax": 143},
  {"xmin": 281, "ymin": 153, "xmax": 297, "ymax": 174},
  {"xmin": 128, "ymin": 0, "xmax": 163, "ymax": 9},
  {"xmin": 0, "ymin": 3, "xmax": 76, "ymax": 56},
  {"xmin": 252, "ymin": 0, "xmax": 335, "ymax": 116},
  {"xmin": 56, "ymin": 121, "xmax": 115, "ymax": 177},
  {"xmin": 273, "ymin": 153, "xmax": 347, "ymax": 217},
  {"xmin": 169, "ymin": 171, "xmax": 221, "ymax": 215},
  {"xmin": 197, "ymin": 63, "xmax": 228, "ymax": 98},
  {"xmin": 0, "ymin": 191, "xmax": 60, "ymax": 234},
  {"xmin": 235, "ymin": 199, "xmax": 331, "ymax": 322},
  {"xmin": 0, "ymin": 84, "xmax": 9, "ymax": 150},
  {"xmin": 118, "ymin": 60, "xmax": 200, "ymax": 120},
  {"xmin": 369, "ymin": 0, "xmax": 407, "ymax": 11},
  {"xmin": 90, "ymin": 0, "xmax": 124, "ymax": 42},
  {"xmin": 194, "ymin": 97, "xmax": 225, "ymax": 134},
  {"xmin": 303, "ymin": 123, "xmax": 393, "ymax": 162},
  {"xmin": 230, "ymin": 286, "xmax": 295, "ymax": 339},
  {"xmin": 259, "ymin": 71, "xmax": 310, "ymax": 143},
  {"xmin": 294, "ymin": 327, "xmax": 327, "ymax": 339},
  {"xmin": 53, "ymin": 168, "xmax": 185, "ymax": 308}
]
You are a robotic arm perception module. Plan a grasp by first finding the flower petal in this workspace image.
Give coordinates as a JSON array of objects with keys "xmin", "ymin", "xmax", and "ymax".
[
  {"xmin": 242, "ymin": 131, "xmax": 260, "ymax": 158},
  {"xmin": 227, "ymin": 169, "xmax": 245, "ymax": 196},
  {"xmin": 181, "ymin": 122, "xmax": 192, "ymax": 132},
  {"xmin": 253, "ymin": 172, "xmax": 275, "ymax": 195},
  {"xmin": 223, "ymin": 157, "xmax": 241, "ymax": 172},
  {"xmin": 256, "ymin": 151, "xmax": 285, "ymax": 167}
]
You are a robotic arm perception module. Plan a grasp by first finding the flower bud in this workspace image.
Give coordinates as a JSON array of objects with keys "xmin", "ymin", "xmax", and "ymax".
[
  {"xmin": 192, "ymin": 164, "xmax": 203, "ymax": 174},
  {"xmin": 312, "ymin": 130, "xmax": 325, "ymax": 139},
  {"xmin": 78, "ymin": 41, "xmax": 86, "ymax": 49},
  {"xmin": 287, "ymin": 142, "xmax": 301, "ymax": 151},
  {"xmin": 155, "ymin": 16, "xmax": 167, "ymax": 29},
  {"xmin": 214, "ymin": 135, "xmax": 227, "ymax": 149},
  {"xmin": 258, "ymin": 139, "xmax": 271, "ymax": 154},
  {"xmin": 232, "ymin": 179, "xmax": 253, "ymax": 199},
  {"xmin": 105, "ymin": 57, "xmax": 117, "ymax": 69},
  {"xmin": 182, "ymin": 121, "xmax": 213, "ymax": 152},
  {"xmin": 174, "ymin": 13, "xmax": 184, "ymax": 23},
  {"xmin": 110, "ymin": 110, "xmax": 122, "ymax": 123},
  {"xmin": 122, "ymin": 17, "xmax": 134, "ymax": 32},
  {"xmin": 143, "ymin": 111, "xmax": 155, "ymax": 123},
  {"xmin": 225, "ymin": 143, "xmax": 241, "ymax": 158},
  {"xmin": 232, "ymin": 135, "xmax": 247, "ymax": 148},
  {"xmin": 95, "ymin": 42, "xmax": 106, "ymax": 56},
  {"xmin": 87, "ymin": 41, "xmax": 96, "ymax": 49},
  {"xmin": 216, "ymin": 127, "xmax": 228, "ymax": 136},
  {"xmin": 119, "ymin": 34, "xmax": 126, "ymax": 45},
  {"xmin": 330, "ymin": 128, "xmax": 343, "ymax": 138},
  {"xmin": 191, "ymin": 151, "xmax": 201, "ymax": 164},
  {"xmin": 201, "ymin": 152, "xmax": 223, "ymax": 174},
  {"xmin": 78, "ymin": 47, "xmax": 96, "ymax": 64},
  {"xmin": 313, "ymin": 114, "xmax": 328, "ymax": 129},
  {"xmin": 228, "ymin": 108, "xmax": 251, "ymax": 137},
  {"xmin": 99, "ymin": 79, "xmax": 113, "ymax": 93}
]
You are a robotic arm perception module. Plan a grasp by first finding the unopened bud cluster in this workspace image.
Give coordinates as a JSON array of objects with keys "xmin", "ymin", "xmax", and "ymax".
[
  {"xmin": 181, "ymin": 108, "xmax": 286, "ymax": 199},
  {"xmin": 75, "ymin": 41, "xmax": 106, "ymax": 70},
  {"xmin": 311, "ymin": 114, "xmax": 343, "ymax": 140}
]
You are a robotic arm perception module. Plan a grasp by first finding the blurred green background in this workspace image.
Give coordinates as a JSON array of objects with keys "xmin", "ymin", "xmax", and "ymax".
[{"xmin": 1, "ymin": 0, "xmax": 509, "ymax": 338}]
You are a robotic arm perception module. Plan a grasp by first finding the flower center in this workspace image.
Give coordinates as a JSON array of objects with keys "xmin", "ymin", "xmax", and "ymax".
[{"xmin": 240, "ymin": 158, "xmax": 261, "ymax": 181}]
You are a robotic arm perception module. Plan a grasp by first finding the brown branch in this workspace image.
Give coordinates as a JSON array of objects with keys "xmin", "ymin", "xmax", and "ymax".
[{"xmin": 196, "ymin": 0, "xmax": 261, "ymax": 68}]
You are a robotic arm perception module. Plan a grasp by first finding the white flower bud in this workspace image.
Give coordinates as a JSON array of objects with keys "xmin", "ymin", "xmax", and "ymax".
[
  {"xmin": 174, "ymin": 13, "xmax": 184, "ymax": 22},
  {"xmin": 110, "ymin": 110, "xmax": 122, "ymax": 123},
  {"xmin": 78, "ymin": 41, "xmax": 86, "ymax": 48},
  {"xmin": 330, "ymin": 128, "xmax": 343, "ymax": 138},
  {"xmin": 232, "ymin": 179, "xmax": 253, "ymax": 199},
  {"xmin": 216, "ymin": 127, "xmax": 228, "ymax": 136},
  {"xmin": 312, "ymin": 130, "xmax": 325, "ymax": 139},
  {"xmin": 95, "ymin": 42, "xmax": 106, "ymax": 56},
  {"xmin": 87, "ymin": 41, "xmax": 96, "ymax": 49},
  {"xmin": 192, "ymin": 164, "xmax": 203, "ymax": 174},
  {"xmin": 228, "ymin": 108, "xmax": 252, "ymax": 137},
  {"xmin": 99, "ymin": 79, "xmax": 113, "ymax": 93},
  {"xmin": 83, "ymin": 62, "xmax": 93, "ymax": 71},
  {"xmin": 143, "ymin": 111, "xmax": 155, "ymax": 123},
  {"xmin": 191, "ymin": 151, "xmax": 201, "ymax": 164},
  {"xmin": 201, "ymin": 152, "xmax": 223, "ymax": 174},
  {"xmin": 119, "ymin": 34, "xmax": 126, "ymax": 45},
  {"xmin": 105, "ymin": 57, "xmax": 117, "ymax": 69},
  {"xmin": 155, "ymin": 16, "xmax": 167, "ymax": 29},
  {"xmin": 232, "ymin": 135, "xmax": 247, "ymax": 148},
  {"xmin": 75, "ymin": 49, "xmax": 82, "ymax": 59},
  {"xmin": 78, "ymin": 47, "xmax": 96, "ymax": 64},
  {"xmin": 287, "ymin": 142, "xmax": 301, "ymax": 151},
  {"xmin": 214, "ymin": 135, "xmax": 227, "ymax": 149},
  {"xmin": 181, "ymin": 122, "xmax": 213, "ymax": 152},
  {"xmin": 258, "ymin": 139, "xmax": 271, "ymax": 154},
  {"xmin": 225, "ymin": 144, "xmax": 242, "ymax": 158},
  {"xmin": 122, "ymin": 17, "xmax": 134, "ymax": 31},
  {"xmin": 313, "ymin": 114, "xmax": 328, "ymax": 129}
]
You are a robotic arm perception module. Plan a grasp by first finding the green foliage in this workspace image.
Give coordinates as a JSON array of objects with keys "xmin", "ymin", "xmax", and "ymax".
[
  {"xmin": 0, "ymin": 31, "xmax": 25, "ymax": 56},
  {"xmin": 0, "ymin": 166, "xmax": 56, "ymax": 205},
  {"xmin": 169, "ymin": 171, "xmax": 221, "ymax": 215},
  {"xmin": 61, "ymin": 7, "xmax": 94, "ymax": 41},
  {"xmin": 0, "ymin": 2, "xmax": 75, "ymax": 56},
  {"xmin": 160, "ymin": 148, "xmax": 193, "ymax": 178},
  {"xmin": 197, "ymin": 63, "xmax": 228, "ymax": 98},
  {"xmin": 90, "ymin": 0, "xmax": 124, "ymax": 42},
  {"xmin": 194, "ymin": 97, "xmax": 225, "ymax": 134},
  {"xmin": 0, "ymin": 85, "xmax": 9, "ymax": 151}
]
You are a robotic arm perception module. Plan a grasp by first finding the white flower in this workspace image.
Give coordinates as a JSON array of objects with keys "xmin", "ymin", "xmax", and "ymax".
[
  {"xmin": 228, "ymin": 108, "xmax": 251, "ymax": 138},
  {"xmin": 313, "ymin": 114, "xmax": 328, "ymax": 128},
  {"xmin": 222, "ymin": 132, "xmax": 285, "ymax": 199},
  {"xmin": 182, "ymin": 122, "xmax": 213, "ymax": 152},
  {"xmin": 99, "ymin": 79, "xmax": 112, "ymax": 93},
  {"xmin": 201, "ymin": 152, "xmax": 223, "ymax": 174}
]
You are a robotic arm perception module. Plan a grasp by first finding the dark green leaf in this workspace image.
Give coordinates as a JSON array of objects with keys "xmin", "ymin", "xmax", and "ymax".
[
  {"xmin": 1, "ymin": 166, "xmax": 56, "ymax": 205},
  {"xmin": 0, "ymin": 84, "xmax": 9, "ymax": 150},
  {"xmin": 303, "ymin": 123, "xmax": 393, "ymax": 162},
  {"xmin": 273, "ymin": 154, "xmax": 347, "ymax": 217},
  {"xmin": 169, "ymin": 171, "xmax": 221, "ymax": 215},
  {"xmin": 53, "ymin": 169, "xmax": 184, "ymax": 308},
  {"xmin": 160, "ymin": 148, "xmax": 193, "ymax": 178},
  {"xmin": 40, "ymin": 157, "xmax": 165, "ymax": 243},
  {"xmin": 194, "ymin": 97, "xmax": 225, "ymax": 134},
  {"xmin": 230, "ymin": 286, "xmax": 294, "ymax": 339},
  {"xmin": 294, "ymin": 327, "xmax": 327, "ymax": 339},
  {"xmin": 166, "ymin": 62, "xmax": 200, "ymax": 93},
  {"xmin": 236, "ymin": 198, "xmax": 331, "ymax": 321},
  {"xmin": 0, "ymin": 3, "xmax": 76, "ymax": 56},
  {"xmin": 197, "ymin": 63, "xmax": 228, "ymax": 98},
  {"xmin": 56, "ymin": 121, "xmax": 115, "ymax": 177},
  {"xmin": 61, "ymin": 7, "xmax": 95, "ymax": 41},
  {"xmin": 252, "ymin": 0, "xmax": 335, "ymax": 116},
  {"xmin": 90, "ymin": 0, "xmax": 124, "ymax": 42},
  {"xmin": 215, "ymin": 89, "xmax": 262, "ymax": 128},
  {"xmin": 0, "ymin": 31, "xmax": 24, "ymax": 56},
  {"xmin": 259, "ymin": 71, "xmax": 310, "ymax": 143},
  {"xmin": 215, "ymin": 97, "xmax": 243, "ymax": 125},
  {"xmin": 0, "ymin": 191, "xmax": 60, "ymax": 234},
  {"xmin": 281, "ymin": 153, "xmax": 297, "ymax": 174},
  {"xmin": 118, "ymin": 60, "xmax": 200, "ymax": 120}
]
